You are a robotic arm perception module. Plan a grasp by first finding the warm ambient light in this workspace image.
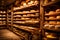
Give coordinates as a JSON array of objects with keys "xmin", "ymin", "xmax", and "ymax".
[
  {"xmin": 28, "ymin": 1, "xmax": 34, "ymax": 5},
  {"xmin": 46, "ymin": 35, "xmax": 56, "ymax": 38},
  {"xmin": 23, "ymin": 3, "xmax": 27, "ymax": 6}
]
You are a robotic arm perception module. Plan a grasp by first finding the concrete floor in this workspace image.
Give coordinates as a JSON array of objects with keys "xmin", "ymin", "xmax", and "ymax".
[{"xmin": 0, "ymin": 29, "xmax": 21, "ymax": 40}]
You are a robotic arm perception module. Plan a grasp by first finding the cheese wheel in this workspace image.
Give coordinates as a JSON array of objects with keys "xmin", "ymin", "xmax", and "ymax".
[
  {"xmin": 30, "ymin": 10, "xmax": 35, "ymax": 12},
  {"xmin": 27, "ymin": 14, "xmax": 31, "ymax": 16},
  {"xmin": 57, "ymin": 21, "xmax": 60, "ymax": 25},
  {"xmin": 28, "ymin": 1, "xmax": 34, "ymax": 5},
  {"xmin": 21, "ymin": 18, "xmax": 25, "ymax": 19},
  {"xmin": 56, "ymin": 9, "xmax": 60, "ymax": 12},
  {"xmin": 44, "ymin": 24, "xmax": 49, "ymax": 28},
  {"xmin": 49, "ymin": 21, "xmax": 56, "ymax": 25},
  {"xmin": 23, "ymin": 11, "xmax": 26, "ymax": 13},
  {"xmin": 46, "ymin": 35, "xmax": 56, "ymax": 38},
  {"xmin": 3, "ymin": 18, "xmax": 6, "ymax": 20},
  {"xmin": 23, "ymin": 3, "xmax": 27, "ymax": 6},
  {"xmin": 49, "ymin": 17, "xmax": 55, "ymax": 19},
  {"xmin": 31, "ymin": 14, "xmax": 35, "ymax": 16},
  {"xmin": 23, "ymin": 15, "xmax": 26, "ymax": 17},
  {"xmin": 49, "ymin": 11, "xmax": 55, "ymax": 15},
  {"xmin": 56, "ymin": 16, "xmax": 60, "ymax": 19},
  {"xmin": 25, "ymin": 18, "xmax": 30, "ymax": 19},
  {"xmin": 0, "ymin": 18, "xmax": 2, "ymax": 20}
]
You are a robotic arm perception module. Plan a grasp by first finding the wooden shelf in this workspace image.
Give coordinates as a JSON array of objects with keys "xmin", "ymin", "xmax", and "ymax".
[
  {"xmin": 0, "ymin": 20, "xmax": 6, "ymax": 21},
  {"xmin": 13, "ymin": 25, "xmax": 39, "ymax": 33},
  {"xmin": 45, "ymin": 12, "xmax": 60, "ymax": 16},
  {"xmin": 13, "ymin": 19, "xmax": 28, "ymax": 21},
  {"xmin": 43, "ymin": 27, "xmax": 60, "ymax": 32},
  {"xmin": 13, "ymin": 21, "xmax": 39, "ymax": 24},
  {"xmin": 0, "ymin": 16, "xmax": 6, "ymax": 18},
  {"xmin": 14, "ymin": 11, "xmax": 39, "ymax": 15},
  {"xmin": 13, "ymin": 4, "xmax": 38, "ymax": 11},
  {"xmin": 0, "ymin": 13, "xmax": 6, "ymax": 15},
  {"xmin": 44, "ymin": 23, "xmax": 60, "ymax": 25},
  {"xmin": 42, "ymin": 0, "xmax": 60, "ymax": 7},
  {"xmin": 14, "ymin": 16, "xmax": 39, "ymax": 18},
  {"xmin": 45, "ymin": 18, "xmax": 60, "ymax": 21},
  {"xmin": 13, "ymin": 19, "xmax": 39, "ymax": 21}
]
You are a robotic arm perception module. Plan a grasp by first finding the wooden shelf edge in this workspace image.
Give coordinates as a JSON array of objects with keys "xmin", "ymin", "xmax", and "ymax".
[
  {"xmin": 42, "ymin": 0, "xmax": 60, "ymax": 7},
  {"xmin": 13, "ymin": 25, "xmax": 39, "ymax": 33},
  {"xmin": 13, "ymin": 4, "xmax": 38, "ymax": 11},
  {"xmin": 43, "ymin": 28, "xmax": 60, "ymax": 32}
]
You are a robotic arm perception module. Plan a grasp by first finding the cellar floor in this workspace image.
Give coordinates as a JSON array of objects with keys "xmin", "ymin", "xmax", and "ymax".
[{"xmin": 0, "ymin": 29, "xmax": 21, "ymax": 40}]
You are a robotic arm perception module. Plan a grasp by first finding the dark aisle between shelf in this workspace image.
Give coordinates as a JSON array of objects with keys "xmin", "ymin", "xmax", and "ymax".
[{"xmin": 0, "ymin": 29, "xmax": 21, "ymax": 40}]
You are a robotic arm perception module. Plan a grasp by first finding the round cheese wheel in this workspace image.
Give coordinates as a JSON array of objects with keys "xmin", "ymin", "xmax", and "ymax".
[
  {"xmin": 57, "ymin": 21, "xmax": 60, "ymax": 25},
  {"xmin": 56, "ymin": 9, "xmax": 60, "ymax": 12},
  {"xmin": 30, "ymin": 10, "xmax": 35, "ymax": 12},
  {"xmin": 49, "ymin": 11, "xmax": 55, "ymax": 15},
  {"xmin": 49, "ymin": 21, "xmax": 57, "ymax": 25},
  {"xmin": 49, "ymin": 17, "xmax": 55, "ymax": 19},
  {"xmin": 56, "ymin": 16, "xmax": 60, "ymax": 19}
]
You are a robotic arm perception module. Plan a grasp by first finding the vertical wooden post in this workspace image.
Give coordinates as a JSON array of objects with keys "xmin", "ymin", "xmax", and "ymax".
[
  {"xmin": 40, "ymin": 0, "xmax": 45, "ymax": 40},
  {"xmin": 11, "ymin": 5, "xmax": 14, "ymax": 30}
]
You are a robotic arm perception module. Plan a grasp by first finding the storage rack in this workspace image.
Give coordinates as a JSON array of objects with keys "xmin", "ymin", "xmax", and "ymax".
[
  {"xmin": 7, "ymin": 0, "xmax": 41, "ymax": 40},
  {"xmin": 7, "ymin": 9, "xmax": 12, "ymax": 30},
  {"xmin": 0, "ymin": 10, "xmax": 7, "ymax": 29},
  {"xmin": 41, "ymin": 0, "xmax": 60, "ymax": 40}
]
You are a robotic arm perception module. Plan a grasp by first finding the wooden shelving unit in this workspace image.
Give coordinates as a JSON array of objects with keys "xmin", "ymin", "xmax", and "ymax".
[
  {"xmin": 13, "ymin": 4, "xmax": 38, "ymax": 11},
  {"xmin": 41, "ymin": 0, "xmax": 60, "ymax": 40},
  {"xmin": 0, "ymin": 10, "xmax": 7, "ymax": 29},
  {"xmin": 7, "ymin": 0, "xmax": 41, "ymax": 40},
  {"xmin": 42, "ymin": 0, "xmax": 60, "ymax": 7},
  {"xmin": 7, "ymin": 9, "xmax": 12, "ymax": 30},
  {"xmin": 45, "ymin": 12, "xmax": 60, "ymax": 16}
]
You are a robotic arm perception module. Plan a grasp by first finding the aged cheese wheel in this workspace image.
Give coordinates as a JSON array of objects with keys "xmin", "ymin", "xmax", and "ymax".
[
  {"xmin": 3, "ymin": 18, "xmax": 6, "ymax": 20},
  {"xmin": 46, "ymin": 34, "xmax": 56, "ymax": 38},
  {"xmin": 49, "ymin": 11, "xmax": 55, "ymax": 15},
  {"xmin": 23, "ymin": 3, "xmax": 27, "ymax": 6},
  {"xmin": 34, "ymin": 0, "xmax": 38, "ymax": 5},
  {"xmin": 49, "ymin": 21, "xmax": 56, "ymax": 25},
  {"xmin": 31, "ymin": 14, "xmax": 35, "ymax": 16},
  {"xmin": 56, "ymin": 16, "xmax": 60, "ymax": 19},
  {"xmin": 23, "ymin": 11, "xmax": 26, "ymax": 13},
  {"xmin": 44, "ymin": 24, "xmax": 49, "ymax": 28},
  {"xmin": 30, "ymin": 10, "xmax": 35, "ymax": 12},
  {"xmin": 28, "ymin": 1, "xmax": 34, "ymax": 5},
  {"xmin": 23, "ymin": 15, "xmax": 27, "ymax": 17},
  {"xmin": 57, "ymin": 21, "xmax": 60, "ymax": 25},
  {"xmin": 49, "ymin": 17, "xmax": 55, "ymax": 19},
  {"xmin": 56, "ymin": 9, "xmax": 60, "ymax": 12},
  {"xmin": 21, "ymin": 18, "xmax": 25, "ymax": 19}
]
